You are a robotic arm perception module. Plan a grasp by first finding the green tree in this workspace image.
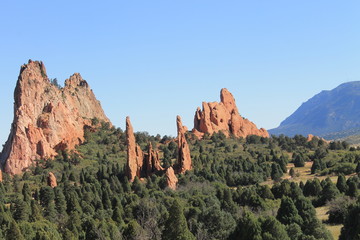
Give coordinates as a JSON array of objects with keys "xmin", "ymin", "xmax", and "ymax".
[
  {"xmin": 6, "ymin": 220, "xmax": 24, "ymax": 240},
  {"xmin": 339, "ymin": 202, "xmax": 360, "ymax": 240},
  {"xmin": 320, "ymin": 178, "xmax": 340, "ymax": 205},
  {"xmin": 162, "ymin": 199, "xmax": 195, "ymax": 240},
  {"xmin": 271, "ymin": 163, "xmax": 283, "ymax": 182},
  {"xmin": 230, "ymin": 211, "xmax": 262, "ymax": 240},
  {"xmin": 261, "ymin": 216, "xmax": 290, "ymax": 240},
  {"xmin": 54, "ymin": 188, "xmax": 67, "ymax": 216},
  {"xmin": 336, "ymin": 174, "xmax": 348, "ymax": 193},
  {"xmin": 277, "ymin": 197, "xmax": 303, "ymax": 225},
  {"xmin": 12, "ymin": 198, "xmax": 30, "ymax": 222},
  {"xmin": 293, "ymin": 153, "xmax": 305, "ymax": 167}
]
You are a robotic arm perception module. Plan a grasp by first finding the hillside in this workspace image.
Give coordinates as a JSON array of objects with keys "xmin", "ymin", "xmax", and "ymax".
[
  {"xmin": 269, "ymin": 81, "xmax": 360, "ymax": 139},
  {"xmin": 0, "ymin": 123, "xmax": 359, "ymax": 239}
]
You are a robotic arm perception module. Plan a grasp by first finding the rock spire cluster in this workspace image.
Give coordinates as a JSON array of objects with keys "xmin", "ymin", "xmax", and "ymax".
[
  {"xmin": 126, "ymin": 116, "xmax": 192, "ymax": 189},
  {"xmin": 193, "ymin": 88, "xmax": 269, "ymax": 139},
  {"xmin": 125, "ymin": 117, "xmax": 163, "ymax": 182},
  {"xmin": 0, "ymin": 60, "xmax": 110, "ymax": 175}
]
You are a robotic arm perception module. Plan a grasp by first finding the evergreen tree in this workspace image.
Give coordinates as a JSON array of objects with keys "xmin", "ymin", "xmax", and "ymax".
[
  {"xmin": 12, "ymin": 198, "xmax": 30, "ymax": 222},
  {"xmin": 231, "ymin": 211, "xmax": 262, "ymax": 240},
  {"xmin": 162, "ymin": 199, "xmax": 195, "ymax": 240},
  {"xmin": 271, "ymin": 163, "xmax": 283, "ymax": 182},
  {"xmin": 293, "ymin": 153, "xmax": 305, "ymax": 167},
  {"xmin": 21, "ymin": 183, "xmax": 31, "ymax": 203},
  {"xmin": 261, "ymin": 216, "xmax": 290, "ymax": 240},
  {"xmin": 6, "ymin": 220, "xmax": 24, "ymax": 240},
  {"xmin": 356, "ymin": 162, "xmax": 360, "ymax": 174},
  {"xmin": 321, "ymin": 178, "xmax": 340, "ymax": 205},
  {"xmin": 30, "ymin": 200, "xmax": 42, "ymax": 222},
  {"xmin": 339, "ymin": 202, "xmax": 360, "ymax": 240},
  {"xmin": 277, "ymin": 197, "xmax": 303, "ymax": 225},
  {"xmin": 54, "ymin": 188, "xmax": 67, "ymax": 216},
  {"xmin": 336, "ymin": 174, "xmax": 348, "ymax": 193}
]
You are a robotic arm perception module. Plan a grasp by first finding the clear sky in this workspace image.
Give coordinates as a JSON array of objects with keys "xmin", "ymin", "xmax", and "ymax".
[{"xmin": 0, "ymin": 1, "xmax": 359, "ymax": 146}]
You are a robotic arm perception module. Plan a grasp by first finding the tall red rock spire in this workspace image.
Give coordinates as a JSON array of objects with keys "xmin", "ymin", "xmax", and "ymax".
[
  {"xmin": 125, "ymin": 116, "xmax": 143, "ymax": 181},
  {"xmin": 176, "ymin": 115, "xmax": 192, "ymax": 173},
  {"xmin": 0, "ymin": 60, "xmax": 110, "ymax": 175},
  {"xmin": 193, "ymin": 88, "xmax": 269, "ymax": 139}
]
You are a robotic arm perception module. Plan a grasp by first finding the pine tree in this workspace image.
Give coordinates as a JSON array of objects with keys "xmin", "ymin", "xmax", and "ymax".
[
  {"xmin": 261, "ymin": 216, "xmax": 290, "ymax": 240},
  {"xmin": 336, "ymin": 174, "xmax": 348, "ymax": 193},
  {"xmin": 12, "ymin": 198, "xmax": 30, "ymax": 222},
  {"xmin": 162, "ymin": 199, "xmax": 195, "ymax": 240},
  {"xmin": 30, "ymin": 200, "xmax": 42, "ymax": 222},
  {"xmin": 277, "ymin": 197, "xmax": 303, "ymax": 225},
  {"xmin": 54, "ymin": 188, "xmax": 67, "ymax": 215},
  {"xmin": 230, "ymin": 211, "xmax": 262, "ymax": 240},
  {"xmin": 6, "ymin": 220, "xmax": 24, "ymax": 240}
]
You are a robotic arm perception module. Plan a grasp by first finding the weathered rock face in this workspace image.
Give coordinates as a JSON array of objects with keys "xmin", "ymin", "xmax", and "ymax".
[
  {"xmin": 0, "ymin": 170, "xmax": 2, "ymax": 182},
  {"xmin": 126, "ymin": 116, "xmax": 144, "ymax": 181},
  {"xmin": 177, "ymin": 115, "xmax": 192, "ymax": 173},
  {"xmin": 145, "ymin": 143, "xmax": 164, "ymax": 176},
  {"xmin": 165, "ymin": 167, "xmax": 178, "ymax": 190},
  {"xmin": 126, "ymin": 117, "xmax": 163, "ymax": 181},
  {"xmin": 47, "ymin": 172, "xmax": 57, "ymax": 188},
  {"xmin": 0, "ymin": 60, "xmax": 110, "ymax": 175},
  {"xmin": 193, "ymin": 88, "xmax": 269, "ymax": 139}
]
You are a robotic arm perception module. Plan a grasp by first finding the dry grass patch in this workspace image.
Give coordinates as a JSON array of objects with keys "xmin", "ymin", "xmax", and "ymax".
[{"xmin": 316, "ymin": 206, "xmax": 342, "ymax": 240}]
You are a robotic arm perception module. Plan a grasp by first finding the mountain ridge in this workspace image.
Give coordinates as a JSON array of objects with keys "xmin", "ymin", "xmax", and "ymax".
[{"xmin": 269, "ymin": 81, "xmax": 360, "ymax": 138}]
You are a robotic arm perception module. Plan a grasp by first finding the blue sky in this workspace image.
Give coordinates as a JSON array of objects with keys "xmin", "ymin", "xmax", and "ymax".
[{"xmin": 0, "ymin": 1, "xmax": 359, "ymax": 145}]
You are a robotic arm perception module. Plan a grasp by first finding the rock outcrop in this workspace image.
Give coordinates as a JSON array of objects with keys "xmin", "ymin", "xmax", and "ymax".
[
  {"xmin": 177, "ymin": 115, "xmax": 192, "ymax": 173},
  {"xmin": 126, "ymin": 116, "xmax": 144, "ymax": 181},
  {"xmin": 146, "ymin": 142, "xmax": 164, "ymax": 176},
  {"xmin": 165, "ymin": 167, "xmax": 178, "ymax": 190},
  {"xmin": 193, "ymin": 88, "xmax": 269, "ymax": 139},
  {"xmin": 47, "ymin": 172, "xmax": 57, "ymax": 188},
  {"xmin": 0, "ymin": 170, "xmax": 2, "ymax": 182},
  {"xmin": 0, "ymin": 60, "xmax": 110, "ymax": 175},
  {"xmin": 126, "ymin": 117, "xmax": 163, "ymax": 181}
]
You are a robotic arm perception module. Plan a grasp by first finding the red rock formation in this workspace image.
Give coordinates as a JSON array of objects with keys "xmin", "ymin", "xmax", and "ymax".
[
  {"xmin": 307, "ymin": 134, "xmax": 329, "ymax": 143},
  {"xmin": 47, "ymin": 172, "xmax": 57, "ymax": 188},
  {"xmin": 165, "ymin": 167, "xmax": 178, "ymax": 190},
  {"xmin": 0, "ymin": 170, "xmax": 2, "ymax": 182},
  {"xmin": 193, "ymin": 88, "xmax": 269, "ymax": 139},
  {"xmin": 126, "ymin": 117, "xmax": 163, "ymax": 181},
  {"xmin": 0, "ymin": 60, "xmax": 110, "ymax": 175},
  {"xmin": 145, "ymin": 142, "xmax": 164, "ymax": 176},
  {"xmin": 307, "ymin": 134, "xmax": 315, "ymax": 142},
  {"xmin": 177, "ymin": 115, "xmax": 192, "ymax": 173},
  {"xmin": 126, "ymin": 116, "xmax": 144, "ymax": 181}
]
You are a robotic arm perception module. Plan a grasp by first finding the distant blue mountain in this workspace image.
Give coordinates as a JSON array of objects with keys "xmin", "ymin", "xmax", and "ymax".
[{"xmin": 269, "ymin": 81, "xmax": 360, "ymax": 139}]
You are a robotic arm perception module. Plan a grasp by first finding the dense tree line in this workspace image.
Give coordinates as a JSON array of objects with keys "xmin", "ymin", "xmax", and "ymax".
[{"xmin": 0, "ymin": 125, "xmax": 359, "ymax": 239}]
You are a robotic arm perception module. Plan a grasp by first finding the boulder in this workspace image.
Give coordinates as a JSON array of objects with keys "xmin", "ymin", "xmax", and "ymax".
[{"xmin": 47, "ymin": 172, "xmax": 57, "ymax": 188}]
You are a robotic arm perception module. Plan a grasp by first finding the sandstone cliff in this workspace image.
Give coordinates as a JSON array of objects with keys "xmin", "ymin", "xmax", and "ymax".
[
  {"xmin": 0, "ymin": 60, "xmax": 110, "ymax": 175},
  {"xmin": 193, "ymin": 88, "xmax": 269, "ymax": 139}
]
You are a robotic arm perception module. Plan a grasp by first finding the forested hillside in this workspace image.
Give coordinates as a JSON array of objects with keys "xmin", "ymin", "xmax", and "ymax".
[{"xmin": 0, "ymin": 122, "xmax": 359, "ymax": 239}]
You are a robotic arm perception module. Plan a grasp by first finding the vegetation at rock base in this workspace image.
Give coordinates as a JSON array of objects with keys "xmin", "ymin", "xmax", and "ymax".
[{"xmin": 0, "ymin": 124, "xmax": 359, "ymax": 239}]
